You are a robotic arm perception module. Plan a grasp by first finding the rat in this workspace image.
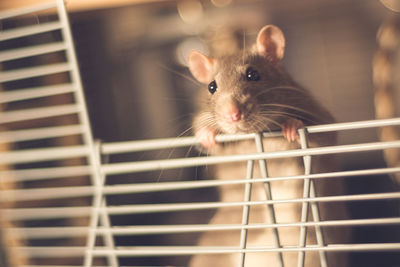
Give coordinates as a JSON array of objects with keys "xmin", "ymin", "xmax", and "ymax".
[{"xmin": 187, "ymin": 25, "xmax": 349, "ymax": 267}]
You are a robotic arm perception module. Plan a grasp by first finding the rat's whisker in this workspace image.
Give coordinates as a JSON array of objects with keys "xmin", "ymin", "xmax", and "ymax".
[
  {"xmin": 157, "ymin": 62, "xmax": 201, "ymax": 86},
  {"xmin": 260, "ymin": 103, "xmax": 317, "ymax": 118},
  {"xmin": 259, "ymin": 110, "xmax": 318, "ymax": 124},
  {"xmin": 254, "ymin": 85, "xmax": 305, "ymax": 97}
]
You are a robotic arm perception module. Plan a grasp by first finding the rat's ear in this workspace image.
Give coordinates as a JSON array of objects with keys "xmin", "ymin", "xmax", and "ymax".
[
  {"xmin": 188, "ymin": 51, "xmax": 215, "ymax": 84},
  {"xmin": 256, "ymin": 25, "xmax": 285, "ymax": 64}
]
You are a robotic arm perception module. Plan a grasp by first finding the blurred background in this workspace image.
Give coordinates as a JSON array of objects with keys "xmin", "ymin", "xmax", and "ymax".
[{"xmin": 1, "ymin": 0, "xmax": 400, "ymax": 266}]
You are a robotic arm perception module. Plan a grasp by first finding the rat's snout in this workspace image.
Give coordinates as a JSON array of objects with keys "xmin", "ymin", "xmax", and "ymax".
[{"xmin": 221, "ymin": 100, "xmax": 242, "ymax": 123}]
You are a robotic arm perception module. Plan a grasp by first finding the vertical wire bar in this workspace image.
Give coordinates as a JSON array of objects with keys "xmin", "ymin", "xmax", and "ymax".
[
  {"xmin": 99, "ymin": 198, "xmax": 118, "ymax": 266},
  {"xmin": 82, "ymin": 141, "xmax": 106, "ymax": 267},
  {"xmin": 238, "ymin": 160, "xmax": 255, "ymax": 267},
  {"xmin": 310, "ymin": 180, "xmax": 328, "ymax": 267},
  {"xmin": 297, "ymin": 129, "xmax": 312, "ymax": 267},
  {"xmin": 56, "ymin": 1, "xmax": 93, "ymax": 151},
  {"xmin": 298, "ymin": 129, "xmax": 327, "ymax": 267},
  {"xmin": 254, "ymin": 133, "xmax": 284, "ymax": 267},
  {"xmin": 55, "ymin": 1, "xmax": 103, "ymax": 266},
  {"xmin": 98, "ymin": 148, "xmax": 118, "ymax": 267}
]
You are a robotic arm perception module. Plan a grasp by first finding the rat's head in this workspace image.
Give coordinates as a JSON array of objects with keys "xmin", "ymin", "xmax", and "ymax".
[{"xmin": 189, "ymin": 25, "xmax": 302, "ymax": 134}]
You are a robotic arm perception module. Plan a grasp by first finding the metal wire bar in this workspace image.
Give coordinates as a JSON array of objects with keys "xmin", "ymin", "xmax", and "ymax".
[
  {"xmin": 0, "ymin": 125, "xmax": 84, "ymax": 143},
  {"xmin": 0, "ymin": 63, "xmax": 71, "ymax": 83},
  {"xmin": 0, "ymin": 83, "xmax": 76, "ymax": 103},
  {"xmin": 297, "ymin": 129, "xmax": 312, "ymax": 266},
  {"xmin": 0, "ymin": 21, "xmax": 62, "ymax": 41},
  {"xmin": 83, "ymin": 140, "xmax": 110, "ymax": 267},
  {"xmin": 4, "ymin": 191, "xmax": 400, "ymax": 221},
  {"xmin": 94, "ymin": 143, "xmax": 118, "ymax": 267},
  {"xmin": 2, "ymin": 166, "xmax": 400, "ymax": 202},
  {"xmin": 101, "ymin": 133, "xmax": 265, "ymax": 154},
  {"xmin": 0, "ymin": 1, "xmax": 57, "ymax": 19},
  {"xmin": 0, "ymin": 104, "xmax": 80, "ymax": 124},
  {"xmin": 297, "ymin": 129, "xmax": 328, "ymax": 267},
  {"xmin": 255, "ymin": 133, "xmax": 284, "ymax": 267},
  {"xmin": 102, "ymin": 140, "xmax": 400, "ymax": 175},
  {"xmin": 8, "ymin": 217, "xmax": 400, "ymax": 239},
  {"xmin": 309, "ymin": 180, "xmax": 327, "ymax": 265},
  {"xmin": 88, "ymin": 243, "xmax": 400, "ymax": 257},
  {"xmin": 95, "ymin": 217, "xmax": 400, "ymax": 234},
  {"xmin": 100, "ymin": 118, "xmax": 400, "ymax": 155},
  {"xmin": 12, "ymin": 243, "xmax": 400, "ymax": 258},
  {"xmin": 0, "ymin": 165, "xmax": 92, "ymax": 182},
  {"xmin": 19, "ymin": 266, "xmax": 161, "ymax": 267},
  {"xmin": 0, "ymin": 145, "xmax": 90, "ymax": 164},
  {"xmin": 297, "ymin": 130, "xmax": 311, "ymax": 266},
  {"xmin": 238, "ymin": 160, "xmax": 255, "ymax": 266},
  {"xmin": 307, "ymin": 117, "xmax": 400, "ymax": 133},
  {"xmin": 0, "ymin": 42, "xmax": 67, "ymax": 62},
  {"xmin": 0, "ymin": 165, "xmax": 399, "ymax": 194},
  {"xmin": 7, "ymin": 227, "xmax": 89, "ymax": 239},
  {"xmin": 99, "ymin": 198, "xmax": 119, "ymax": 267}
]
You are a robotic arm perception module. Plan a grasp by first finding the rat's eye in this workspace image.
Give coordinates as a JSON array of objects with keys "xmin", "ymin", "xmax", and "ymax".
[
  {"xmin": 246, "ymin": 67, "xmax": 260, "ymax": 81},
  {"xmin": 208, "ymin": 80, "xmax": 218, "ymax": 94}
]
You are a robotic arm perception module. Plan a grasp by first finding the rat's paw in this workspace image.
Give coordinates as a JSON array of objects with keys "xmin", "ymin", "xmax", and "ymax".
[
  {"xmin": 282, "ymin": 118, "xmax": 304, "ymax": 142},
  {"xmin": 195, "ymin": 127, "xmax": 217, "ymax": 149}
]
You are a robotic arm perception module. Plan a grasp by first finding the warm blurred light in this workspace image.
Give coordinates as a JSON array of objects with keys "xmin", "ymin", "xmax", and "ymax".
[
  {"xmin": 211, "ymin": 0, "xmax": 232, "ymax": 8},
  {"xmin": 175, "ymin": 37, "xmax": 209, "ymax": 66},
  {"xmin": 380, "ymin": 0, "xmax": 400, "ymax": 12},
  {"xmin": 177, "ymin": 0, "xmax": 204, "ymax": 24}
]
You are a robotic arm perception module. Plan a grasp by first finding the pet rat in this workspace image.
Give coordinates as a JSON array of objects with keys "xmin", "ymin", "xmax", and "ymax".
[{"xmin": 187, "ymin": 25, "xmax": 349, "ymax": 267}]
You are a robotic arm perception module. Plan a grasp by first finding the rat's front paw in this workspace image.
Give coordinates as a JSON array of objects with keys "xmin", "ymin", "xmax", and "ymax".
[
  {"xmin": 195, "ymin": 127, "xmax": 217, "ymax": 149},
  {"xmin": 282, "ymin": 118, "xmax": 304, "ymax": 142}
]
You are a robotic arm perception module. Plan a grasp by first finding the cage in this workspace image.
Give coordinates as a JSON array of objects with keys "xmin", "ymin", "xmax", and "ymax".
[{"xmin": 0, "ymin": 0, "xmax": 400, "ymax": 267}]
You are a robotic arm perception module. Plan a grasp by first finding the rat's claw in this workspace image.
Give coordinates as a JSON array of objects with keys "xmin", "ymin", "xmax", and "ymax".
[
  {"xmin": 195, "ymin": 127, "xmax": 217, "ymax": 149},
  {"xmin": 282, "ymin": 119, "xmax": 304, "ymax": 142}
]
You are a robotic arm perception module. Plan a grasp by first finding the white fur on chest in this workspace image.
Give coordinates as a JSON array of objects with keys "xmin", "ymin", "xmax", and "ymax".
[{"xmin": 190, "ymin": 138, "xmax": 313, "ymax": 267}]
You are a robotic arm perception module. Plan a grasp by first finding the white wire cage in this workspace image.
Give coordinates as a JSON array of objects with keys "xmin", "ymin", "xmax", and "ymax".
[{"xmin": 1, "ymin": 1, "xmax": 400, "ymax": 267}]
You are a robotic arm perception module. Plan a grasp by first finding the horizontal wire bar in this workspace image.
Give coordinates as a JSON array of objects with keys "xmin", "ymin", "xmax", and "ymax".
[
  {"xmin": 21, "ymin": 266, "xmax": 118, "ymax": 267},
  {"xmin": 0, "ymin": 185, "xmax": 95, "ymax": 202},
  {"xmin": 0, "ymin": 124, "xmax": 84, "ymax": 143},
  {"xmin": 100, "ymin": 118, "xmax": 400, "ymax": 155},
  {"xmin": 90, "ymin": 243, "xmax": 400, "ymax": 257},
  {"xmin": 102, "ymin": 140, "xmax": 400, "ymax": 175},
  {"xmin": 2, "ymin": 206, "xmax": 92, "ymax": 221},
  {"xmin": 100, "ymin": 166, "xmax": 399, "ymax": 194},
  {"xmin": 0, "ymin": 42, "xmax": 67, "ymax": 62},
  {"xmin": 21, "ymin": 266, "xmax": 121, "ymax": 267},
  {"xmin": 94, "ymin": 217, "xmax": 400, "ymax": 236},
  {"xmin": 0, "ymin": 21, "xmax": 62, "ymax": 41},
  {"xmin": 6, "ymin": 227, "xmax": 89, "ymax": 239},
  {"xmin": 307, "ymin": 117, "xmax": 400, "ymax": 133},
  {"xmin": 11, "ymin": 243, "xmax": 400, "ymax": 258},
  {"xmin": 102, "ymin": 192, "xmax": 400, "ymax": 215},
  {"xmin": 2, "ymin": 167, "xmax": 400, "ymax": 202},
  {"xmin": 0, "ymin": 165, "xmax": 92, "ymax": 183},
  {"xmin": 0, "ymin": 145, "xmax": 91, "ymax": 165},
  {"xmin": 101, "ymin": 133, "xmax": 264, "ymax": 154},
  {"xmin": 3, "ymin": 218, "xmax": 400, "ymax": 239},
  {"xmin": 14, "ymin": 246, "xmax": 86, "ymax": 257},
  {"xmin": 20, "ymin": 266, "xmax": 157, "ymax": 267},
  {"xmin": 3, "ymin": 191, "xmax": 400, "ymax": 221},
  {"xmin": 0, "ymin": 1, "xmax": 57, "ymax": 19},
  {"xmin": 0, "ymin": 62, "xmax": 71, "ymax": 83},
  {"xmin": 0, "ymin": 83, "xmax": 76, "ymax": 103},
  {"xmin": 0, "ymin": 104, "xmax": 80, "ymax": 124},
  {"xmin": 19, "ymin": 266, "xmax": 137, "ymax": 267}
]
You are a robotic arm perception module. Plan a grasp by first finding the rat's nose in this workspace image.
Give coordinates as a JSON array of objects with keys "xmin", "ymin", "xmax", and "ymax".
[{"xmin": 224, "ymin": 106, "xmax": 242, "ymax": 123}]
